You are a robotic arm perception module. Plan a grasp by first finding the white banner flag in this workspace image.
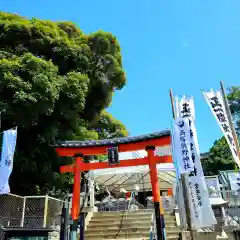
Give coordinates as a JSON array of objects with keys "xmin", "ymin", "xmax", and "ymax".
[
  {"xmin": 175, "ymin": 96, "xmax": 195, "ymax": 120},
  {"xmin": 203, "ymin": 90, "xmax": 240, "ymax": 167},
  {"xmin": 172, "ymin": 118, "xmax": 195, "ymax": 174},
  {"xmin": 187, "ymin": 118, "xmax": 217, "ymax": 229},
  {"xmin": 173, "ymin": 95, "xmax": 216, "ymax": 230},
  {"xmin": 0, "ymin": 128, "xmax": 17, "ymax": 194},
  {"xmin": 172, "ymin": 117, "xmax": 216, "ymax": 229}
]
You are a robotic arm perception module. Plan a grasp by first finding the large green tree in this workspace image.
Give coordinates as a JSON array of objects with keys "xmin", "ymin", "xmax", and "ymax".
[
  {"xmin": 0, "ymin": 12, "xmax": 127, "ymax": 196},
  {"xmin": 228, "ymin": 86, "xmax": 240, "ymax": 135},
  {"xmin": 202, "ymin": 86, "xmax": 240, "ymax": 176},
  {"xmin": 202, "ymin": 137, "xmax": 236, "ymax": 176}
]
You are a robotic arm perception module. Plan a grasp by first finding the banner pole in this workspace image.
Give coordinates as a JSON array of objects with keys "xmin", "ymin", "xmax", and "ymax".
[
  {"xmin": 220, "ymin": 81, "xmax": 240, "ymax": 161},
  {"xmin": 170, "ymin": 89, "xmax": 194, "ymax": 240},
  {"xmin": 170, "ymin": 89, "xmax": 176, "ymax": 120}
]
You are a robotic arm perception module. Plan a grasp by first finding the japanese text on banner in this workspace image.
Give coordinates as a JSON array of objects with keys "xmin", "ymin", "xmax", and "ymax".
[
  {"xmin": 187, "ymin": 117, "xmax": 217, "ymax": 229},
  {"xmin": 203, "ymin": 91, "xmax": 240, "ymax": 167},
  {"xmin": 175, "ymin": 96, "xmax": 217, "ymax": 230},
  {"xmin": 175, "ymin": 96, "xmax": 195, "ymax": 120},
  {"xmin": 172, "ymin": 118, "xmax": 194, "ymax": 174}
]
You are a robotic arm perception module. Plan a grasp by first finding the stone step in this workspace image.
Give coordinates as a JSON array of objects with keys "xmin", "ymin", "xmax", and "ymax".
[
  {"xmin": 140, "ymin": 208, "xmax": 174, "ymax": 214},
  {"xmin": 164, "ymin": 212, "xmax": 175, "ymax": 216},
  {"xmin": 85, "ymin": 234, "xmax": 179, "ymax": 240},
  {"xmin": 166, "ymin": 226, "xmax": 180, "ymax": 231},
  {"xmin": 91, "ymin": 217, "xmax": 152, "ymax": 223},
  {"xmin": 85, "ymin": 238, "xmax": 149, "ymax": 240},
  {"xmin": 86, "ymin": 226, "xmax": 150, "ymax": 234},
  {"xmin": 88, "ymin": 218, "xmax": 176, "ymax": 227},
  {"xmin": 90, "ymin": 214, "xmax": 174, "ymax": 222},
  {"xmin": 93, "ymin": 211, "xmax": 174, "ymax": 217},
  {"xmin": 89, "ymin": 218, "xmax": 151, "ymax": 226},
  {"xmin": 92, "ymin": 213, "xmax": 152, "ymax": 220},
  {"xmin": 92, "ymin": 215, "xmax": 175, "ymax": 221},
  {"xmin": 166, "ymin": 231, "xmax": 180, "ymax": 237},
  {"xmin": 166, "ymin": 236, "xmax": 180, "ymax": 240},
  {"xmin": 91, "ymin": 215, "xmax": 152, "ymax": 221},
  {"xmin": 87, "ymin": 223, "xmax": 151, "ymax": 230},
  {"xmin": 85, "ymin": 237, "xmax": 179, "ymax": 240},
  {"xmin": 85, "ymin": 231, "xmax": 149, "ymax": 239},
  {"xmin": 163, "ymin": 215, "xmax": 176, "ymax": 220},
  {"xmin": 86, "ymin": 227, "xmax": 180, "ymax": 236},
  {"xmin": 94, "ymin": 210, "xmax": 174, "ymax": 216},
  {"xmin": 89, "ymin": 221, "xmax": 151, "ymax": 226},
  {"xmin": 164, "ymin": 220, "xmax": 177, "ymax": 225},
  {"xmin": 90, "ymin": 215, "xmax": 151, "ymax": 221}
]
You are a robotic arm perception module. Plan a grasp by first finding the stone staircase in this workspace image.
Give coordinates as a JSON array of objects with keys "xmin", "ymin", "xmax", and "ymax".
[{"xmin": 85, "ymin": 210, "xmax": 180, "ymax": 239}]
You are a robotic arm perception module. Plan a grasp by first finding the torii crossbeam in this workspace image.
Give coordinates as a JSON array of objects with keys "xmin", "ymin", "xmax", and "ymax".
[{"xmin": 55, "ymin": 130, "xmax": 172, "ymax": 240}]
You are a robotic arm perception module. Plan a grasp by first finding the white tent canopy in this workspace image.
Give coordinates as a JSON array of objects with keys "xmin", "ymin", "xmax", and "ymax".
[{"xmin": 91, "ymin": 146, "xmax": 176, "ymax": 192}]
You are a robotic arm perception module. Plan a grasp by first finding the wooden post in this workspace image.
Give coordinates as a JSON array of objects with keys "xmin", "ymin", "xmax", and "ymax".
[
  {"xmin": 170, "ymin": 89, "xmax": 194, "ymax": 240},
  {"xmin": 220, "ymin": 81, "xmax": 240, "ymax": 161}
]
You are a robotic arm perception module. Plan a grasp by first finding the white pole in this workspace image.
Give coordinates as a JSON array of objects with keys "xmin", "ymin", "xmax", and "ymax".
[
  {"xmin": 43, "ymin": 196, "xmax": 49, "ymax": 227},
  {"xmin": 88, "ymin": 171, "xmax": 95, "ymax": 208},
  {"xmin": 20, "ymin": 197, "xmax": 26, "ymax": 227}
]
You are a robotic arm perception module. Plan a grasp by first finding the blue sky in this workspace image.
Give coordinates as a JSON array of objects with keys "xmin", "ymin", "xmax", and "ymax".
[{"xmin": 1, "ymin": 0, "xmax": 240, "ymax": 152}]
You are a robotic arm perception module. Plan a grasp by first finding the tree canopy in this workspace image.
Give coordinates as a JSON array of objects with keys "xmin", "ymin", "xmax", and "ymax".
[
  {"xmin": 228, "ymin": 86, "xmax": 240, "ymax": 135},
  {"xmin": 0, "ymin": 12, "xmax": 127, "ymax": 196},
  {"xmin": 202, "ymin": 137, "xmax": 236, "ymax": 176},
  {"xmin": 202, "ymin": 86, "xmax": 240, "ymax": 176}
]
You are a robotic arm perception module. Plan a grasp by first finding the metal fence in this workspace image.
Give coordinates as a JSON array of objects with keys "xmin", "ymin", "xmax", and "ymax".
[
  {"xmin": 0, "ymin": 194, "xmax": 24, "ymax": 227},
  {"xmin": 0, "ymin": 194, "xmax": 63, "ymax": 229}
]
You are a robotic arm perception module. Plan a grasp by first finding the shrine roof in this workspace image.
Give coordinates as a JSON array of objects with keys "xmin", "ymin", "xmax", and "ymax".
[
  {"xmin": 93, "ymin": 163, "xmax": 176, "ymax": 192},
  {"xmin": 54, "ymin": 129, "xmax": 171, "ymax": 148}
]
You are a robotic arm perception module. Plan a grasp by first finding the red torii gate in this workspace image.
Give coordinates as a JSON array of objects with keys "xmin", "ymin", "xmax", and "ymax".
[{"xmin": 55, "ymin": 130, "xmax": 172, "ymax": 240}]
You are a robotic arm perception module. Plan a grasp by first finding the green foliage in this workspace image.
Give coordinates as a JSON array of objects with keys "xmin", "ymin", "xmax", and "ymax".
[
  {"xmin": 204, "ymin": 86, "xmax": 240, "ymax": 175},
  {"xmin": 91, "ymin": 111, "xmax": 128, "ymax": 139},
  {"xmin": 228, "ymin": 86, "xmax": 240, "ymax": 135},
  {"xmin": 203, "ymin": 137, "xmax": 236, "ymax": 176},
  {"xmin": 0, "ymin": 12, "xmax": 127, "ymax": 196}
]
